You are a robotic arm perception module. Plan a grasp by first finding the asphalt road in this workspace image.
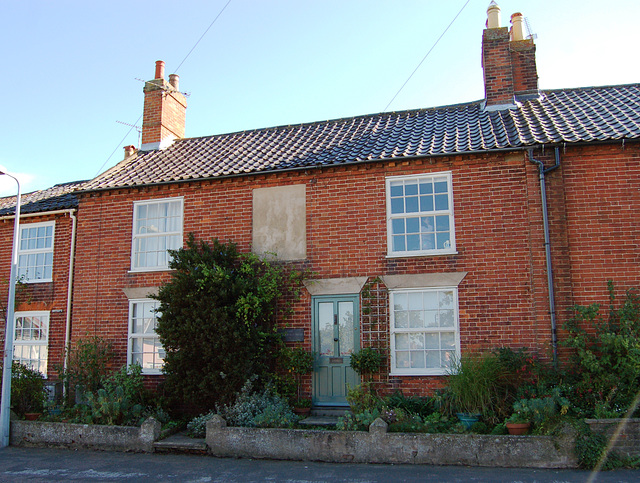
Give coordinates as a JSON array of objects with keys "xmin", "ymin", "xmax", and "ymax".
[{"xmin": 1, "ymin": 446, "xmax": 640, "ymax": 482}]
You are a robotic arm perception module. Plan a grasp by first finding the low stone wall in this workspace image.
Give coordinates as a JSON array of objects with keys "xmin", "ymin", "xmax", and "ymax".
[
  {"xmin": 206, "ymin": 416, "xmax": 577, "ymax": 468},
  {"xmin": 586, "ymin": 418, "xmax": 640, "ymax": 459},
  {"xmin": 10, "ymin": 417, "xmax": 161, "ymax": 452}
]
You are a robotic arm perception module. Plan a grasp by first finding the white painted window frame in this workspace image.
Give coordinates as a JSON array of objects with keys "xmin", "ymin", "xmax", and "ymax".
[
  {"xmin": 17, "ymin": 221, "xmax": 55, "ymax": 283},
  {"xmin": 13, "ymin": 310, "xmax": 50, "ymax": 375},
  {"xmin": 130, "ymin": 197, "xmax": 184, "ymax": 272},
  {"xmin": 389, "ymin": 287, "xmax": 460, "ymax": 376},
  {"xmin": 127, "ymin": 298, "xmax": 164, "ymax": 375},
  {"xmin": 386, "ymin": 171, "xmax": 456, "ymax": 257}
]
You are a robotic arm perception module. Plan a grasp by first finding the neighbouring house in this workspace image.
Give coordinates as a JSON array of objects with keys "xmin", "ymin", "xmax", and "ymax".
[
  {"xmin": 0, "ymin": 181, "xmax": 84, "ymax": 395},
  {"xmin": 1, "ymin": 2, "xmax": 639, "ymax": 407}
]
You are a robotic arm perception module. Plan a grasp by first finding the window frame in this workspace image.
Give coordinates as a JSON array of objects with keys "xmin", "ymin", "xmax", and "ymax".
[
  {"xmin": 130, "ymin": 197, "xmax": 184, "ymax": 272},
  {"xmin": 385, "ymin": 171, "xmax": 456, "ymax": 257},
  {"xmin": 13, "ymin": 310, "xmax": 50, "ymax": 375},
  {"xmin": 127, "ymin": 298, "xmax": 165, "ymax": 375},
  {"xmin": 17, "ymin": 221, "xmax": 55, "ymax": 283},
  {"xmin": 389, "ymin": 287, "xmax": 460, "ymax": 376}
]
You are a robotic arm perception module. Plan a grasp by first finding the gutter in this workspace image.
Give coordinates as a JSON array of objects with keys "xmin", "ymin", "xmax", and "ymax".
[
  {"xmin": 527, "ymin": 147, "xmax": 561, "ymax": 368},
  {"xmin": 0, "ymin": 208, "xmax": 77, "ymax": 221}
]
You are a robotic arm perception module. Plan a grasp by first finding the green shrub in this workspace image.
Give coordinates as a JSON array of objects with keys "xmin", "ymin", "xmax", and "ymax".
[
  {"xmin": 2, "ymin": 362, "xmax": 48, "ymax": 416},
  {"xmin": 345, "ymin": 383, "xmax": 381, "ymax": 413},
  {"xmin": 154, "ymin": 235, "xmax": 304, "ymax": 415},
  {"xmin": 59, "ymin": 336, "xmax": 114, "ymax": 404},
  {"xmin": 187, "ymin": 411, "xmax": 216, "ymax": 438},
  {"xmin": 383, "ymin": 391, "xmax": 435, "ymax": 418},
  {"xmin": 216, "ymin": 377, "xmax": 297, "ymax": 428},
  {"xmin": 83, "ymin": 385, "xmax": 143, "ymax": 426},
  {"xmin": 562, "ymin": 281, "xmax": 640, "ymax": 418}
]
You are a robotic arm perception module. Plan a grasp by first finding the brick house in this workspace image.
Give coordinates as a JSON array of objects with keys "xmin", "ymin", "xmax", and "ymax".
[
  {"xmin": 0, "ymin": 181, "xmax": 83, "ymax": 391},
  {"xmin": 2, "ymin": 3, "xmax": 639, "ymax": 406}
]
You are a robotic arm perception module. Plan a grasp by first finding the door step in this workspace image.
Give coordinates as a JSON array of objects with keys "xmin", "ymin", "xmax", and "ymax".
[
  {"xmin": 153, "ymin": 432, "xmax": 208, "ymax": 454},
  {"xmin": 310, "ymin": 406, "xmax": 351, "ymax": 417}
]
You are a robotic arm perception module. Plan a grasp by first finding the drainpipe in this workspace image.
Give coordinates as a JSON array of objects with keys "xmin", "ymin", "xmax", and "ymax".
[
  {"xmin": 63, "ymin": 210, "xmax": 78, "ymax": 383},
  {"xmin": 527, "ymin": 147, "xmax": 560, "ymax": 368}
]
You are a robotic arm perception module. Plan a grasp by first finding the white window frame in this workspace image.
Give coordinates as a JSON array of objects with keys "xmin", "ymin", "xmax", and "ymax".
[
  {"xmin": 17, "ymin": 221, "xmax": 55, "ymax": 283},
  {"xmin": 127, "ymin": 299, "xmax": 165, "ymax": 375},
  {"xmin": 131, "ymin": 197, "xmax": 183, "ymax": 272},
  {"xmin": 389, "ymin": 287, "xmax": 460, "ymax": 376},
  {"xmin": 386, "ymin": 171, "xmax": 456, "ymax": 257},
  {"xmin": 13, "ymin": 311, "xmax": 49, "ymax": 375}
]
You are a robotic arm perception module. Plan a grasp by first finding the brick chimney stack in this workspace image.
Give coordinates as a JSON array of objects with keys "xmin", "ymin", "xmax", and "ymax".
[
  {"xmin": 141, "ymin": 60, "xmax": 187, "ymax": 150},
  {"xmin": 482, "ymin": 1, "xmax": 538, "ymax": 109}
]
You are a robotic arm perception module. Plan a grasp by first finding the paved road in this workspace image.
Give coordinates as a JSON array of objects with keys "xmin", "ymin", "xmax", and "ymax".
[{"xmin": 1, "ymin": 446, "xmax": 639, "ymax": 482}]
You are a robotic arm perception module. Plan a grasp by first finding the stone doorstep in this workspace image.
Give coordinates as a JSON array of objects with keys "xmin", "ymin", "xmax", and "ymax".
[
  {"xmin": 153, "ymin": 432, "xmax": 207, "ymax": 454},
  {"xmin": 299, "ymin": 407, "xmax": 351, "ymax": 427}
]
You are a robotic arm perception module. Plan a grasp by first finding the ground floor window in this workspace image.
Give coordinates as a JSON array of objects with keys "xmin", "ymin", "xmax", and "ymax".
[
  {"xmin": 128, "ymin": 299, "xmax": 165, "ymax": 374},
  {"xmin": 389, "ymin": 287, "xmax": 459, "ymax": 376},
  {"xmin": 14, "ymin": 311, "xmax": 49, "ymax": 375}
]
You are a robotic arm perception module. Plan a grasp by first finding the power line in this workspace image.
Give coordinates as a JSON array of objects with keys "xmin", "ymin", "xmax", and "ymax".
[
  {"xmin": 383, "ymin": 0, "xmax": 471, "ymax": 112},
  {"xmin": 96, "ymin": 0, "xmax": 233, "ymax": 177},
  {"xmin": 174, "ymin": 0, "xmax": 233, "ymax": 74}
]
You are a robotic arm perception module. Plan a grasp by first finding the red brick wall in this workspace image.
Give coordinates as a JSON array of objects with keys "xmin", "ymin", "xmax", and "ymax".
[
  {"xmin": 69, "ymin": 141, "xmax": 640, "ymax": 397},
  {"xmin": 0, "ymin": 213, "xmax": 75, "ymax": 380},
  {"xmin": 71, "ymin": 151, "xmax": 550, "ymax": 396}
]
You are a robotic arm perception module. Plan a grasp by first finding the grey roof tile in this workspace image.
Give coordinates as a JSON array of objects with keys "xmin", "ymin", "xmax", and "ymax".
[
  {"xmin": 80, "ymin": 83, "xmax": 640, "ymax": 191},
  {"xmin": 0, "ymin": 180, "xmax": 86, "ymax": 216}
]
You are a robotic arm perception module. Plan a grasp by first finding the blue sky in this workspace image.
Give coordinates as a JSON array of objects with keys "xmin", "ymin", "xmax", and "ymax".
[{"xmin": 1, "ymin": 0, "xmax": 638, "ymax": 197}]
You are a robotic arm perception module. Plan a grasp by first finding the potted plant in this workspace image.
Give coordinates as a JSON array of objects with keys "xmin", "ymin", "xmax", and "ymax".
[
  {"xmin": 505, "ymin": 400, "xmax": 532, "ymax": 435},
  {"xmin": 282, "ymin": 346, "xmax": 314, "ymax": 415},
  {"xmin": 446, "ymin": 352, "xmax": 504, "ymax": 429}
]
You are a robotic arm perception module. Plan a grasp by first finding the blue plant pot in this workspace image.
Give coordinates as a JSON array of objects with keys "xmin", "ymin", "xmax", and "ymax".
[{"xmin": 456, "ymin": 413, "xmax": 481, "ymax": 429}]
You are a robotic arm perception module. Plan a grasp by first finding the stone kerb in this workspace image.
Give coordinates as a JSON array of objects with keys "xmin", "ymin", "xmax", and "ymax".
[
  {"xmin": 206, "ymin": 416, "xmax": 577, "ymax": 468},
  {"xmin": 10, "ymin": 417, "xmax": 161, "ymax": 452}
]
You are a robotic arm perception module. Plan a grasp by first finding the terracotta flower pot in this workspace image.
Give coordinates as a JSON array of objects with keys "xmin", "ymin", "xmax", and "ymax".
[
  {"xmin": 506, "ymin": 422, "xmax": 531, "ymax": 435},
  {"xmin": 24, "ymin": 413, "xmax": 42, "ymax": 421},
  {"xmin": 294, "ymin": 407, "xmax": 311, "ymax": 416}
]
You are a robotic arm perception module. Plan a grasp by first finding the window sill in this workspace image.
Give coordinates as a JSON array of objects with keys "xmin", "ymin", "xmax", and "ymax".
[
  {"xmin": 385, "ymin": 250, "xmax": 458, "ymax": 259},
  {"xmin": 128, "ymin": 267, "xmax": 174, "ymax": 274},
  {"xmin": 21, "ymin": 279, "xmax": 53, "ymax": 284},
  {"xmin": 389, "ymin": 370, "xmax": 449, "ymax": 377}
]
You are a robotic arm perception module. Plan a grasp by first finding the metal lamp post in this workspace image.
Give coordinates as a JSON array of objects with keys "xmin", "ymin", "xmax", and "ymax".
[{"xmin": 0, "ymin": 170, "xmax": 21, "ymax": 448}]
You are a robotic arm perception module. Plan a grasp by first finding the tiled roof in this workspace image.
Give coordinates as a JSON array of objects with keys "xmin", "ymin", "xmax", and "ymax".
[
  {"xmin": 0, "ymin": 180, "xmax": 86, "ymax": 216},
  {"xmin": 83, "ymin": 83, "xmax": 640, "ymax": 191}
]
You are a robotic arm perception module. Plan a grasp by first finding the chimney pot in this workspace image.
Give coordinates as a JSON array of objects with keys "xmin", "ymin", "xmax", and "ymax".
[
  {"xmin": 169, "ymin": 74, "xmax": 180, "ymax": 91},
  {"xmin": 487, "ymin": 1, "xmax": 501, "ymax": 29},
  {"xmin": 124, "ymin": 145, "xmax": 137, "ymax": 158},
  {"xmin": 155, "ymin": 60, "xmax": 165, "ymax": 80},
  {"xmin": 510, "ymin": 13, "xmax": 525, "ymax": 41}
]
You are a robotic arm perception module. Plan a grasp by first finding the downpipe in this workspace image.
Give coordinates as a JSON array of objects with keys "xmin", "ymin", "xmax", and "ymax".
[{"xmin": 527, "ymin": 147, "xmax": 560, "ymax": 368}]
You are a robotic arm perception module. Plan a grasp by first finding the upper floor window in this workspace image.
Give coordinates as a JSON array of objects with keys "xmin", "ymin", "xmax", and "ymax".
[
  {"xmin": 14, "ymin": 311, "xmax": 49, "ymax": 375},
  {"xmin": 128, "ymin": 299, "xmax": 165, "ymax": 374},
  {"xmin": 386, "ymin": 172, "xmax": 455, "ymax": 257},
  {"xmin": 18, "ymin": 221, "xmax": 55, "ymax": 282},
  {"xmin": 131, "ymin": 198, "xmax": 183, "ymax": 271}
]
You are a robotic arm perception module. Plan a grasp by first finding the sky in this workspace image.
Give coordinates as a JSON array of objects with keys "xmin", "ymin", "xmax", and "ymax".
[{"xmin": 1, "ymin": 0, "xmax": 639, "ymax": 197}]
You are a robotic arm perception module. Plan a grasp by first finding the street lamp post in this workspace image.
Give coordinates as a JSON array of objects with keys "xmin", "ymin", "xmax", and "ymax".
[{"xmin": 0, "ymin": 170, "xmax": 21, "ymax": 448}]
